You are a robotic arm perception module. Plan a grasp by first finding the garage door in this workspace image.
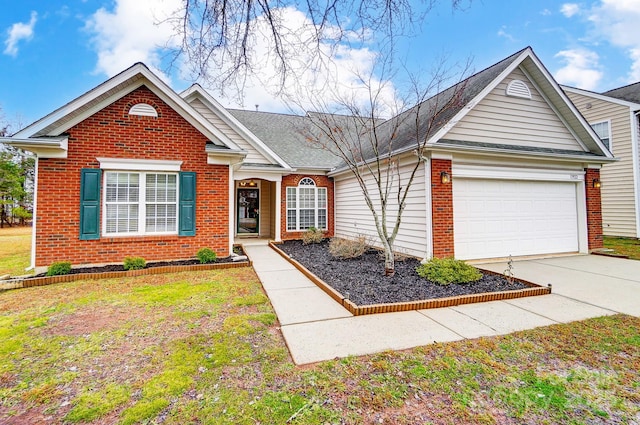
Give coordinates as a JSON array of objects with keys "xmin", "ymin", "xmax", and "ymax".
[{"xmin": 453, "ymin": 178, "xmax": 579, "ymax": 260}]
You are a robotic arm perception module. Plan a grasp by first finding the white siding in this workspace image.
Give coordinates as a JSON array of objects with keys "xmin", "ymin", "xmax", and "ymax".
[
  {"xmin": 445, "ymin": 67, "xmax": 585, "ymax": 151},
  {"xmin": 188, "ymin": 98, "xmax": 272, "ymax": 165},
  {"xmin": 334, "ymin": 155, "xmax": 428, "ymax": 258},
  {"xmin": 566, "ymin": 91, "xmax": 637, "ymax": 238}
]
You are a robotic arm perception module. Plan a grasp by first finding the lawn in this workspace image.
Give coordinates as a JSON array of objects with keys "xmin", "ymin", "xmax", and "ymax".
[
  {"xmin": 0, "ymin": 226, "xmax": 31, "ymax": 276},
  {"xmin": 1, "ymin": 268, "xmax": 639, "ymax": 424},
  {"xmin": 604, "ymin": 236, "xmax": 640, "ymax": 260}
]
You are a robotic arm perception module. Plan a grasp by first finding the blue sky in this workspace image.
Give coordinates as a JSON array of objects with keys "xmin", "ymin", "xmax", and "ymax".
[{"xmin": 2, "ymin": 0, "xmax": 640, "ymax": 129}]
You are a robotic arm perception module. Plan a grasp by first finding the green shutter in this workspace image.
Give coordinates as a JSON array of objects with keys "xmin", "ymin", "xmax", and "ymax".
[
  {"xmin": 79, "ymin": 169, "xmax": 102, "ymax": 240},
  {"xmin": 179, "ymin": 172, "xmax": 196, "ymax": 236}
]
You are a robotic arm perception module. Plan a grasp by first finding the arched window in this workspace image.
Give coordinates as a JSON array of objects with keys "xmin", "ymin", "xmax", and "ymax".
[{"xmin": 286, "ymin": 177, "xmax": 327, "ymax": 231}]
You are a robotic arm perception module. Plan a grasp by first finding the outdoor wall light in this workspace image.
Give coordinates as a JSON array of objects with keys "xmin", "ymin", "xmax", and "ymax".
[
  {"xmin": 440, "ymin": 171, "xmax": 451, "ymax": 184},
  {"xmin": 592, "ymin": 178, "xmax": 601, "ymax": 189}
]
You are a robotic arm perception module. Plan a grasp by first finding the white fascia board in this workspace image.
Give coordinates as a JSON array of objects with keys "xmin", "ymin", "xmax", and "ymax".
[
  {"xmin": 0, "ymin": 136, "xmax": 68, "ymax": 158},
  {"xmin": 181, "ymin": 85, "xmax": 291, "ymax": 169},
  {"xmin": 562, "ymin": 85, "xmax": 640, "ymax": 110},
  {"xmin": 522, "ymin": 55, "xmax": 614, "ymax": 159},
  {"xmin": 426, "ymin": 49, "xmax": 533, "ymax": 145},
  {"xmin": 14, "ymin": 63, "xmax": 242, "ymax": 152}
]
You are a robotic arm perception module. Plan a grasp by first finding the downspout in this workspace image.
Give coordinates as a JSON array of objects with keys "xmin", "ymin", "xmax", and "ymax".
[
  {"xmin": 634, "ymin": 110, "xmax": 640, "ymax": 238},
  {"xmin": 27, "ymin": 156, "xmax": 38, "ymax": 271}
]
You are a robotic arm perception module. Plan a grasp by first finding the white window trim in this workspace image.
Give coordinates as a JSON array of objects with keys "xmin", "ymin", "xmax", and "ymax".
[
  {"xmin": 97, "ymin": 158, "xmax": 182, "ymax": 172},
  {"xmin": 102, "ymin": 170, "xmax": 180, "ymax": 237},
  {"xmin": 590, "ymin": 120, "xmax": 612, "ymax": 152},
  {"xmin": 286, "ymin": 179, "xmax": 328, "ymax": 231}
]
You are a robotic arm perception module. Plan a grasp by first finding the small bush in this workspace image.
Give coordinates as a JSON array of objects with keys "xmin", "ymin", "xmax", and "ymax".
[
  {"xmin": 123, "ymin": 257, "xmax": 146, "ymax": 271},
  {"xmin": 46, "ymin": 261, "xmax": 72, "ymax": 276},
  {"xmin": 329, "ymin": 236, "xmax": 368, "ymax": 259},
  {"xmin": 301, "ymin": 227, "xmax": 324, "ymax": 245},
  {"xmin": 197, "ymin": 247, "xmax": 217, "ymax": 264},
  {"xmin": 416, "ymin": 257, "xmax": 482, "ymax": 285}
]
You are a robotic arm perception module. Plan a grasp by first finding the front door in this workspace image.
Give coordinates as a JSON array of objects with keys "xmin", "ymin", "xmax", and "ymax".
[{"xmin": 237, "ymin": 188, "xmax": 259, "ymax": 234}]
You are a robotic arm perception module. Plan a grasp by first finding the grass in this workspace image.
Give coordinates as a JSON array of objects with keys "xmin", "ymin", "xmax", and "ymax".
[
  {"xmin": 0, "ymin": 269, "xmax": 639, "ymax": 424},
  {"xmin": 603, "ymin": 236, "xmax": 640, "ymax": 260},
  {"xmin": 0, "ymin": 226, "xmax": 31, "ymax": 276}
]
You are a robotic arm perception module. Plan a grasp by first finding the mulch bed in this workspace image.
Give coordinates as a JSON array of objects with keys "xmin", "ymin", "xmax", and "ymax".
[{"xmin": 277, "ymin": 240, "xmax": 528, "ymax": 306}]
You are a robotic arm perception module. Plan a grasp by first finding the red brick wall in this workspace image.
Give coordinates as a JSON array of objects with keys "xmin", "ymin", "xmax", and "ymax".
[
  {"xmin": 431, "ymin": 159, "xmax": 454, "ymax": 258},
  {"xmin": 585, "ymin": 168, "xmax": 603, "ymax": 250},
  {"xmin": 280, "ymin": 174, "xmax": 335, "ymax": 240},
  {"xmin": 35, "ymin": 86, "xmax": 229, "ymax": 267}
]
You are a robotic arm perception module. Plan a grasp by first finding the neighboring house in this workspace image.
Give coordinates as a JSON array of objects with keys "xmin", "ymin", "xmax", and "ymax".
[
  {"xmin": 563, "ymin": 83, "xmax": 640, "ymax": 238},
  {"xmin": 1, "ymin": 47, "xmax": 613, "ymax": 271}
]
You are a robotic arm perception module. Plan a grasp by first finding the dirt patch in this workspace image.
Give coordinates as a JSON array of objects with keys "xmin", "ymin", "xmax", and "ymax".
[
  {"xmin": 277, "ymin": 240, "xmax": 528, "ymax": 306},
  {"xmin": 44, "ymin": 305, "xmax": 147, "ymax": 337}
]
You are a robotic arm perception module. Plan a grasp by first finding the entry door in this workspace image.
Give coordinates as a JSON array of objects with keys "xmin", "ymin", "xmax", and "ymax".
[{"xmin": 237, "ymin": 188, "xmax": 259, "ymax": 234}]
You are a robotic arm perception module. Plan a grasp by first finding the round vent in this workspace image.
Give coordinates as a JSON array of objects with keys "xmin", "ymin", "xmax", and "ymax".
[
  {"xmin": 505, "ymin": 79, "xmax": 532, "ymax": 99},
  {"xmin": 128, "ymin": 103, "xmax": 158, "ymax": 117}
]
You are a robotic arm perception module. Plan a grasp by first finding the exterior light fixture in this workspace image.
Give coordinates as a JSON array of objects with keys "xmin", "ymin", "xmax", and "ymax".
[
  {"xmin": 440, "ymin": 171, "xmax": 451, "ymax": 184},
  {"xmin": 592, "ymin": 178, "xmax": 601, "ymax": 189}
]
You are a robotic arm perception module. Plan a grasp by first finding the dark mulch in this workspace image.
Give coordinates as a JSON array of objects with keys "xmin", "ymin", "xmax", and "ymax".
[
  {"xmin": 33, "ymin": 248, "xmax": 246, "ymax": 278},
  {"xmin": 278, "ymin": 240, "xmax": 529, "ymax": 306}
]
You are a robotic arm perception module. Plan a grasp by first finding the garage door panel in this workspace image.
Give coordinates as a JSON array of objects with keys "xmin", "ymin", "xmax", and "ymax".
[{"xmin": 453, "ymin": 178, "xmax": 579, "ymax": 260}]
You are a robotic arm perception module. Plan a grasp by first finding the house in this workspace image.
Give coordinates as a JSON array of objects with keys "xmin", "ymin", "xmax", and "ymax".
[
  {"xmin": 563, "ymin": 83, "xmax": 640, "ymax": 238},
  {"xmin": 1, "ymin": 47, "xmax": 613, "ymax": 271}
]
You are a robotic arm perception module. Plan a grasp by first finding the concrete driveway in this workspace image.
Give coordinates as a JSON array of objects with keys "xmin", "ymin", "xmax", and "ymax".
[{"xmin": 479, "ymin": 254, "xmax": 640, "ymax": 317}]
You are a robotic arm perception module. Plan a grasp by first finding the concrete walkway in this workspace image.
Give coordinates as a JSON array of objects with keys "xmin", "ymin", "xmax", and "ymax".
[{"xmin": 243, "ymin": 243, "xmax": 639, "ymax": 365}]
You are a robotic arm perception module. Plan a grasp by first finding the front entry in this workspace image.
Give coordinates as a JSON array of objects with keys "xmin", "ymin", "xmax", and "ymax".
[{"xmin": 237, "ymin": 188, "xmax": 259, "ymax": 234}]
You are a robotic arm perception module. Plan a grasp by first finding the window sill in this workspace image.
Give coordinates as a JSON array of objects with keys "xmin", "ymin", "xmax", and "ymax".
[{"xmin": 100, "ymin": 235, "xmax": 180, "ymax": 244}]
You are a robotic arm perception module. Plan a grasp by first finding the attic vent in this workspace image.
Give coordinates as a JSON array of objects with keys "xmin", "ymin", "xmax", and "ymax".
[
  {"xmin": 128, "ymin": 103, "xmax": 158, "ymax": 117},
  {"xmin": 505, "ymin": 79, "xmax": 532, "ymax": 99}
]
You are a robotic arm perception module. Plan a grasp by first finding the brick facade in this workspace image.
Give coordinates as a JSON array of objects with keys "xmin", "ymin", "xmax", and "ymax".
[
  {"xmin": 431, "ymin": 159, "xmax": 454, "ymax": 258},
  {"xmin": 35, "ymin": 86, "xmax": 229, "ymax": 267},
  {"xmin": 585, "ymin": 168, "xmax": 604, "ymax": 250},
  {"xmin": 280, "ymin": 174, "xmax": 335, "ymax": 240}
]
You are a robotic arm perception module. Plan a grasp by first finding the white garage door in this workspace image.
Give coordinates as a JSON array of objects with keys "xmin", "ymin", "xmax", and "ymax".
[{"xmin": 453, "ymin": 178, "xmax": 579, "ymax": 260}]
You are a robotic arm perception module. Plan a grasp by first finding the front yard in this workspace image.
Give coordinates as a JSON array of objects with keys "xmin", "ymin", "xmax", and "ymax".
[
  {"xmin": 604, "ymin": 236, "xmax": 640, "ymax": 260},
  {"xmin": 1, "ymin": 268, "xmax": 639, "ymax": 424}
]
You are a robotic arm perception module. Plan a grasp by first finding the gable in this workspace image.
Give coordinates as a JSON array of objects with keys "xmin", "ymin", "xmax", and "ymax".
[
  {"xmin": 443, "ymin": 67, "xmax": 586, "ymax": 152},
  {"xmin": 188, "ymin": 97, "xmax": 273, "ymax": 165}
]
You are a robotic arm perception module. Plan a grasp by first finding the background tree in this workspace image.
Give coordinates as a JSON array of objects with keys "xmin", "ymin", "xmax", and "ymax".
[
  {"xmin": 170, "ymin": 0, "xmax": 469, "ymax": 96},
  {"xmin": 298, "ymin": 60, "xmax": 469, "ymax": 276},
  {"xmin": 0, "ymin": 109, "xmax": 34, "ymax": 227}
]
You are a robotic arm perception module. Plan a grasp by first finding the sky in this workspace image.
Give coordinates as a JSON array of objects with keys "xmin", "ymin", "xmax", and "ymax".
[{"xmin": 1, "ymin": 0, "xmax": 640, "ymax": 130}]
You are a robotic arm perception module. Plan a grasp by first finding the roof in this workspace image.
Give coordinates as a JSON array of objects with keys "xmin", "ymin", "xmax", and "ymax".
[
  {"xmin": 602, "ymin": 81, "xmax": 640, "ymax": 104},
  {"xmin": 228, "ymin": 109, "xmax": 343, "ymax": 169}
]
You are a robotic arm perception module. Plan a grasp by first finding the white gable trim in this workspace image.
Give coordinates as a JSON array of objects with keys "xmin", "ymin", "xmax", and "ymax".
[
  {"xmin": 181, "ymin": 85, "xmax": 292, "ymax": 170},
  {"xmin": 562, "ymin": 86, "xmax": 640, "ymax": 109},
  {"xmin": 12, "ymin": 63, "xmax": 244, "ymax": 156}
]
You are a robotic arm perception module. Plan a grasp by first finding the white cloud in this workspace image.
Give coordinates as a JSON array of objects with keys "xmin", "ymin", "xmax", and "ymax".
[
  {"xmin": 554, "ymin": 49, "xmax": 603, "ymax": 90},
  {"xmin": 541, "ymin": 9, "xmax": 552, "ymax": 16},
  {"xmin": 3, "ymin": 11, "xmax": 37, "ymax": 57},
  {"xmin": 560, "ymin": 3, "xmax": 581, "ymax": 17},
  {"xmin": 85, "ymin": 0, "xmax": 182, "ymax": 80},
  {"xmin": 587, "ymin": 0, "xmax": 640, "ymax": 82},
  {"xmin": 497, "ymin": 26, "xmax": 516, "ymax": 42}
]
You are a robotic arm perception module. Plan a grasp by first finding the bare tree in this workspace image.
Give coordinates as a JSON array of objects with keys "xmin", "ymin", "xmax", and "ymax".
[
  {"xmin": 168, "ymin": 0, "xmax": 470, "ymax": 94},
  {"xmin": 297, "ymin": 60, "xmax": 469, "ymax": 276}
]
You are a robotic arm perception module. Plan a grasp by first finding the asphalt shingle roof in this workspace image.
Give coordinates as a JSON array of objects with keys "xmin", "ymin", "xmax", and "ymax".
[{"xmin": 602, "ymin": 82, "xmax": 640, "ymax": 104}]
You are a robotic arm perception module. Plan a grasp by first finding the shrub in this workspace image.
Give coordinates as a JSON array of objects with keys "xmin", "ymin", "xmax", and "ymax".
[
  {"xmin": 301, "ymin": 227, "xmax": 324, "ymax": 245},
  {"xmin": 46, "ymin": 261, "xmax": 72, "ymax": 276},
  {"xmin": 416, "ymin": 257, "xmax": 482, "ymax": 285},
  {"xmin": 329, "ymin": 236, "xmax": 368, "ymax": 259},
  {"xmin": 197, "ymin": 247, "xmax": 217, "ymax": 264},
  {"xmin": 123, "ymin": 257, "xmax": 146, "ymax": 271}
]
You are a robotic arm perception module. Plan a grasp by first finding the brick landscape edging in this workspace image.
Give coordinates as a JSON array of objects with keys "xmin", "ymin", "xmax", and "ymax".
[
  {"xmin": 269, "ymin": 242, "xmax": 551, "ymax": 316},
  {"xmin": 2, "ymin": 260, "xmax": 251, "ymax": 290}
]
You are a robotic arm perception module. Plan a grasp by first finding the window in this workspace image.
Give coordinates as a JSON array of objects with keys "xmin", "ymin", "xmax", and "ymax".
[
  {"xmin": 104, "ymin": 171, "xmax": 177, "ymax": 235},
  {"xmin": 286, "ymin": 177, "xmax": 327, "ymax": 231},
  {"xmin": 591, "ymin": 121, "xmax": 611, "ymax": 151}
]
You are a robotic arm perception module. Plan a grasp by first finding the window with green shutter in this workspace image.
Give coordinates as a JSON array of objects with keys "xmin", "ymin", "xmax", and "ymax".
[
  {"xmin": 179, "ymin": 172, "xmax": 196, "ymax": 236},
  {"xmin": 80, "ymin": 168, "xmax": 102, "ymax": 240}
]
